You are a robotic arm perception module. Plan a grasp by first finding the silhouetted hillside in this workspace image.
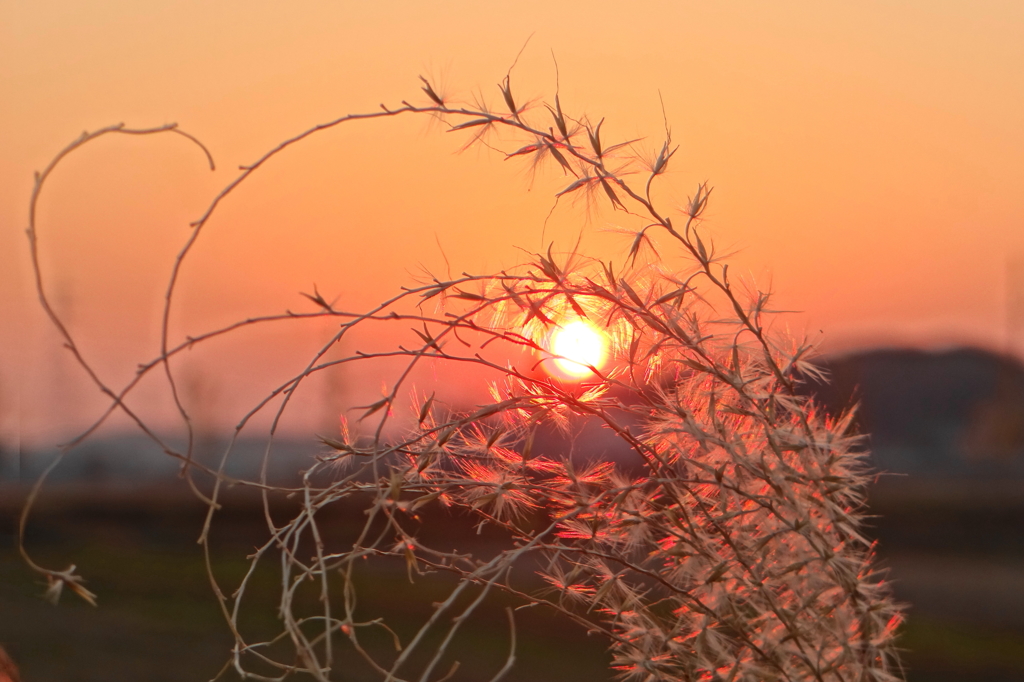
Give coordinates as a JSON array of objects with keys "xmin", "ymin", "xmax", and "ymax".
[{"xmin": 802, "ymin": 347, "xmax": 1024, "ymax": 478}]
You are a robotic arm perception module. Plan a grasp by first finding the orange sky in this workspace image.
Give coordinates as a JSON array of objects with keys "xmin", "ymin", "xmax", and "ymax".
[{"xmin": 2, "ymin": 1, "xmax": 1024, "ymax": 443}]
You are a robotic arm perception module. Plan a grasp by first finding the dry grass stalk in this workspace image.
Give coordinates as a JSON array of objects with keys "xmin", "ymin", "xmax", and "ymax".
[{"xmin": 22, "ymin": 67, "xmax": 903, "ymax": 682}]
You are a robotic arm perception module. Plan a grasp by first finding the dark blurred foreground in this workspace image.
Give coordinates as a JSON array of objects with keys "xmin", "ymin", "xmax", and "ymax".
[
  {"xmin": 0, "ymin": 483, "xmax": 617, "ymax": 682},
  {"xmin": 2, "ymin": 347, "xmax": 1024, "ymax": 681},
  {"xmin": 3, "ymin": 479, "xmax": 1023, "ymax": 682}
]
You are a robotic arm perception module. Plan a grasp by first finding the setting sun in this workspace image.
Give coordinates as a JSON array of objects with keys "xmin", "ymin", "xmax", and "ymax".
[{"xmin": 547, "ymin": 319, "xmax": 608, "ymax": 379}]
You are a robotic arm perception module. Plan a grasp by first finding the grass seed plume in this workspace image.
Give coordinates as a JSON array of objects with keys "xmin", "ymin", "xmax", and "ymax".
[{"xmin": 21, "ymin": 66, "xmax": 904, "ymax": 682}]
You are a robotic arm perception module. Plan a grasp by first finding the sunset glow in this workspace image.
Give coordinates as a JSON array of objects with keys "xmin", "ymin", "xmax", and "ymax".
[
  {"xmin": 547, "ymin": 319, "xmax": 608, "ymax": 379},
  {"xmin": 4, "ymin": 1, "xmax": 1024, "ymax": 444}
]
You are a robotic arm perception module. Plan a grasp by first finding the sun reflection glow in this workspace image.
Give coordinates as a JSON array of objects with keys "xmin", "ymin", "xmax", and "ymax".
[{"xmin": 547, "ymin": 319, "xmax": 608, "ymax": 379}]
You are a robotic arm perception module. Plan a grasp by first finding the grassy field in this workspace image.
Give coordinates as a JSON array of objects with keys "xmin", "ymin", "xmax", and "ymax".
[
  {"xmin": 1, "ymin": 483, "xmax": 615, "ymax": 681},
  {"xmin": 2, "ymin": 481, "xmax": 1023, "ymax": 681}
]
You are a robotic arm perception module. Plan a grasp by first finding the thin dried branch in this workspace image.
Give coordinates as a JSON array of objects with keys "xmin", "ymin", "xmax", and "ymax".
[{"xmin": 21, "ymin": 67, "xmax": 903, "ymax": 682}]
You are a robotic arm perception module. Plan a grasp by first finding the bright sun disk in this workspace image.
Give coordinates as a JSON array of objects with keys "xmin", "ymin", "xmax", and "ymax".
[{"xmin": 548, "ymin": 319, "xmax": 608, "ymax": 378}]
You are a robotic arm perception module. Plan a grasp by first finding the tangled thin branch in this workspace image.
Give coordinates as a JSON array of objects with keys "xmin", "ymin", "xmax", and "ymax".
[{"xmin": 22, "ymin": 69, "xmax": 903, "ymax": 682}]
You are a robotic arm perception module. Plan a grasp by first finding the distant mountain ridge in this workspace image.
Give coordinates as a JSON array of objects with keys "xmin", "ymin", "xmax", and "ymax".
[
  {"xmin": 7, "ymin": 347, "xmax": 1024, "ymax": 484},
  {"xmin": 801, "ymin": 347, "xmax": 1024, "ymax": 478}
]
